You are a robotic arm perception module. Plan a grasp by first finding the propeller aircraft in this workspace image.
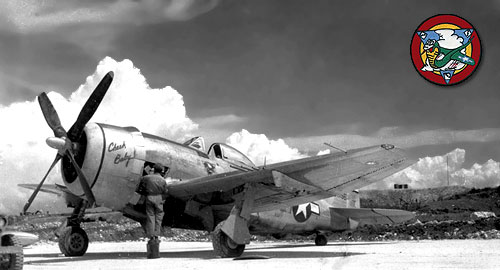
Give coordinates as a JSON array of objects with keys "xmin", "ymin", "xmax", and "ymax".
[{"xmin": 21, "ymin": 71, "xmax": 415, "ymax": 257}]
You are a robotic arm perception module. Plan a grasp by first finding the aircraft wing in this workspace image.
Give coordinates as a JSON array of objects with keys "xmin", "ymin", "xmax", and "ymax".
[
  {"xmin": 18, "ymin": 184, "xmax": 68, "ymax": 196},
  {"xmin": 168, "ymin": 144, "xmax": 414, "ymax": 213},
  {"xmin": 452, "ymin": 53, "xmax": 475, "ymax": 66},
  {"xmin": 18, "ymin": 183, "xmax": 82, "ymax": 207}
]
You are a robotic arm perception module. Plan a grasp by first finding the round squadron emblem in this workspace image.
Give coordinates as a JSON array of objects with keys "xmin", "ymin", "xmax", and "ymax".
[{"xmin": 410, "ymin": 14, "xmax": 481, "ymax": 85}]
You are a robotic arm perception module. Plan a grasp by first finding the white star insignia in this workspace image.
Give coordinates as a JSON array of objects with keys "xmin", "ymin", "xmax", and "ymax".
[{"xmin": 295, "ymin": 203, "xmax": 309, "ymax": 219}]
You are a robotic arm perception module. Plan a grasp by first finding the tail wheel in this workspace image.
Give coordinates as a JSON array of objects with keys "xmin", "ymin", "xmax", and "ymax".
[
  {"xmin": 315, "ymin": 234, "xmax": 328, "ymax": 246},
  {"xmin": 211, "ymin": 222, "xmax": 245, "ymax": 258},
  {"xmin": 0, "ymin": 235, "xmax": 23, "ymax": 270},
  {"xmin": 58, "ymin": 226, "xmax": 89, "ymax": 256}
]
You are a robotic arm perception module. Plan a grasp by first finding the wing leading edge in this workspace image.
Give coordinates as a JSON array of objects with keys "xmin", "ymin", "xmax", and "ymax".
[
  {"xmin": 18, "ymin": 184, "xmax": 68, "ymax": 196},
  {"xmin": 168, "ymin": 144, "xmax": 414, "ymax": 213},
  {"xmin": 18, "ymin": 183, "xmax": 82, "ymax": 208}
]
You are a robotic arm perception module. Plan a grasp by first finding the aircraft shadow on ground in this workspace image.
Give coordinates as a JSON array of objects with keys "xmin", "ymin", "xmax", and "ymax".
[
  {"xmin": 24, "ymin": 250, "xmax": 215, "ymax": 264},
  {"xmin": 249, "ymin": 241, "xmax": 393, "ymax": 250},
  {"xmin": 234, "ymin": 250, "xmax": 364, "ymax": 259},
  {"xmin": 24, "ymin": 245, "xmax": 365, "ymax": 265}
]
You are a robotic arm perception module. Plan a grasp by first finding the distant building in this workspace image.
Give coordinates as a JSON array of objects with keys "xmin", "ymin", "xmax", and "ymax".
[{"xmin": 394, "ymin": 184, "xmax": 409, "ymax": 189}]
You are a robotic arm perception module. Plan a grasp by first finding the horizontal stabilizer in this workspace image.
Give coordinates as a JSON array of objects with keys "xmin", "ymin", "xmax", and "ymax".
[{"xmin": 330, "ymin": 207, "xmax": 415, "ymax": 225}]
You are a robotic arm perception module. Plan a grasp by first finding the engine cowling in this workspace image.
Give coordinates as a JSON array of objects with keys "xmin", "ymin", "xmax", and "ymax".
[{"xmin": 61, "ymin": 122, "xmax": 145, "ymax": 210}]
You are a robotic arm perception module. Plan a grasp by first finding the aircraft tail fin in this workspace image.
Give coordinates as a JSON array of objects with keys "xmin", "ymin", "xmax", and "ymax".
[{"xmin": 330, "ymin": 207, "xmax": 415, "ymax": 229}]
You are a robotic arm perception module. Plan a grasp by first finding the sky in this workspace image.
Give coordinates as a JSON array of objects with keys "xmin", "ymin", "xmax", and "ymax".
[{"xmin": 1, "ymin": 0, "xmax": 500, "ymax": 213}]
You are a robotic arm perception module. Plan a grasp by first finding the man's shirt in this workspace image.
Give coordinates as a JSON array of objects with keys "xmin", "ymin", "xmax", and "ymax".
[{"xmin": 137, "ymin": 173, "xmax": 168, "ymax": 196}]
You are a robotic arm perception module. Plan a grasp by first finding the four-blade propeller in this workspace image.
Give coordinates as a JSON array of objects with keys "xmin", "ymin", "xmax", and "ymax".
[{"xmin": 23, "ymin": 71, "xmax": 114, "ymax": 214}]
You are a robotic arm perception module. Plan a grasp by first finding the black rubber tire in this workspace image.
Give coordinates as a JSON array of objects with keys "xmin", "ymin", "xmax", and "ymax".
[
  {"xmin": 0, "ymin": 235, "xmax": 23, "ymax": 270},
  {"xmin": 58, "ymin": 226, "xmax": 89, "ymax": 257},
  {"xmin": 315, "ymin": 234, "xmax": 328, "ymax": 246},
  {"xmin": 211, "ymin": 222, "xmax": 245, "ymax": 258}
]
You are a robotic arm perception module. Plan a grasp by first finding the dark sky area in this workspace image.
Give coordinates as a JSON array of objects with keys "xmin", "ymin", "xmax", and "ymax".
[{"xmin": 1, "ymin": 0, "xmax": 499, "ymax": 166}]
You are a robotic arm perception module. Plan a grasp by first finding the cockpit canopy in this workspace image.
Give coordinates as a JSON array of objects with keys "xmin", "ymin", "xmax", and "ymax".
[
  {"xmin": 183, "ymin": 136, "xmax": 206, "ymax": 152},
  {"xmin": 207, "ymin": 143, "xmax": 255, "ymax": 167}
]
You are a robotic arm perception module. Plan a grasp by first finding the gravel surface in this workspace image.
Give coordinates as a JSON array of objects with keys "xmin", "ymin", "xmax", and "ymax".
[{"xmin": 23, "ymin": 239, "xmax": 500, "ymax": 270}]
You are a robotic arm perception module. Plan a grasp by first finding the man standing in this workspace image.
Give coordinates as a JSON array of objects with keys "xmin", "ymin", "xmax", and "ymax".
[{"xmin": 136, "ymin": 163, "xmax": 168, "ymax": 258}]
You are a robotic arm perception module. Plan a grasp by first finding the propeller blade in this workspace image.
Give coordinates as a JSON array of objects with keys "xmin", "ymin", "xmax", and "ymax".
[
  {"xmin": 38, "ymin": 93, "xmax": 67, "ymax": 138},
  {"xmin": 66, "ymin": 149, "xmax": 96, "ymax": 207},
  {"xmin": 23, "ymin": 154, "xmax": 62, "ymax": 213},
  {"xmin": 68, "ymin": 71, "xmax": 114, "ymax": 141}
]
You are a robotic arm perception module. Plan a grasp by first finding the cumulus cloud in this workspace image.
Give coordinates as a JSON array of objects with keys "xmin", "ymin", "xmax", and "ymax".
[
  {"xmin": 226, "ymin": 129, "xmax": 307, "ymax": 166},
  {"xmin": 453, "ymin": 160, "xmax": 500, "ymax": 188},
  {"xmin": 368, "ymin": 149, "xmax": 500, "ymax": 190},
  {"xmin": 70, "ymin": 57, "xmax": 197, "ymax": 139},
  {"xmin": 0, "ymin": 97, "xmax": 58, "ymax": 214},
  {"xmin": 317, "ymin": 149, "xmax": 331, "ymax": 156},
  {"xmin": 0, "ymin": 0, "xmax": 220, "ymax": 33},
  {"xmin": 436, "ymin": 29, "xmax": 464, "ymax": 49},
  {"xmin": 0, "ymin": 57, "xmax": 197, "ymax": 214}
]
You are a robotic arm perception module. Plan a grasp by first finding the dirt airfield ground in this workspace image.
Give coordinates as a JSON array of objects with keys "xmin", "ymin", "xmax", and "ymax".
[{"xmin": 22, "ymin": 239, "xmax": 500, "ymax": 270}]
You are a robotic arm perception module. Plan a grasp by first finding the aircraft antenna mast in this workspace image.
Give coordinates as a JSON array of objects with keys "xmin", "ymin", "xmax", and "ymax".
[
  {"xmin": 324, "ymin": 143, "xmax": 347, "ymax": 154},
  {"xmin": 447, "ymin": 155, "xmax": 449, "ymax": 186}
]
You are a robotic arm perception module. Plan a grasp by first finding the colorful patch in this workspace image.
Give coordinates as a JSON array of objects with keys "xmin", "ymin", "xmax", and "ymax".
[
  {"xmin": 410, "ymin": 14, "xmax": 481, "ymax": 85},
  {"xmin": 292, "ymin": 202, "xmax": 320, "ymax": 223}
]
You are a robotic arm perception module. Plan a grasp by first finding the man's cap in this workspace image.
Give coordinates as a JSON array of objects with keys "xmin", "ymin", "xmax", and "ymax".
[{"xmin": 153, "ymin": 163, "xmax": 164, "ymax": 172}]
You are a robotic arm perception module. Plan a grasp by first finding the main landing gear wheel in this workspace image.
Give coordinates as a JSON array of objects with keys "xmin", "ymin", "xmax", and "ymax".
[
  {"xmin": 58, "ymin": 226, "xmax": 89, "ymax": 256},
  {"xmin": 211, "ymin": 223, "xmax": 245, "ymax": 258},
  {"xmin": 315, "ymin": 234, "xmax": 328, "ymax": 246},
  {"xmin": 0, "ymin": 235, "xmax": 23, "ymax": 270}
]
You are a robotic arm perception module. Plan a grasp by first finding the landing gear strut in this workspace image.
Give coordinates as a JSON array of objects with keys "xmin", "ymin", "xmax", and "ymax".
[
  {"xmin": 212, "ymin": 222, "xmax": 245, "ymax": 258},
  {"xmin": 211, "ymin": 183, "xmax": 256, "ymax": 258},
  {"xmin": 57, "ymin": 200, "xmax": 90, "ymax": 257},
  {"xmin": 315, "ymin": 234, "xmax": 328, "ymax": 246}
]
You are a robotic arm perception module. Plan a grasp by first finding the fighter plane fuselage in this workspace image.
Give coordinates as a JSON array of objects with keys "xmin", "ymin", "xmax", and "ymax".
[
  {"xmin": 60, "ymin": 122, "xmax": 404, "ymax": 236},
  {"xmin": 249, "ymin": 193, "xmax": 360, "ymax": 236}
]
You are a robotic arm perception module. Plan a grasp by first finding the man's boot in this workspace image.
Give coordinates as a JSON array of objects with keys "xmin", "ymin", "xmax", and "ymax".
[{"xmin": 147, "ymin": 237, "xmax": 160, "ymax": 259}]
